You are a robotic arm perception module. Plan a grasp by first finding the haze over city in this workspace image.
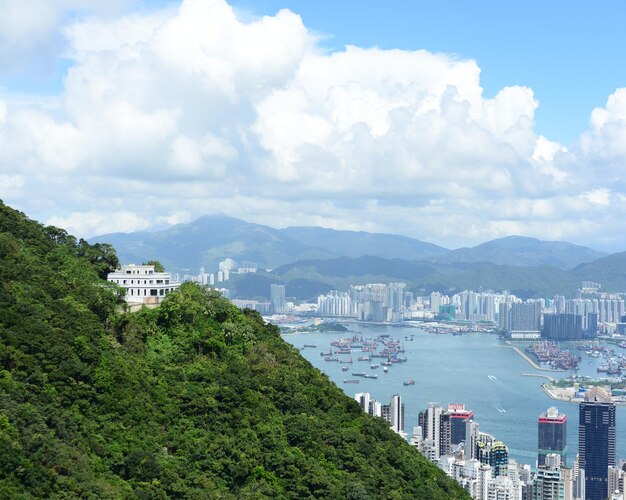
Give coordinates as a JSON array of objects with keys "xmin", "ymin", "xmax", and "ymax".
[{"xmin": 2, "ymin": 0, "xmax": 626, "ymax": 251}]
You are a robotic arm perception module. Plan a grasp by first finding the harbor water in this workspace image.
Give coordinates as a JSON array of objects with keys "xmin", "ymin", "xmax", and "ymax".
[{"xmin": 283, "ymin": 324, "xmax": 626, "ymax": 465}]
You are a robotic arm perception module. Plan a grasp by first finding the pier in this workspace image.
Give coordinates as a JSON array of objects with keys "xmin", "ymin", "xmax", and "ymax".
[
  {"xmin": 496, "ymin": 343, "xmax": 563, "ymax": 372},
  {"xmin": 522, "ymin": 373, "xmax": 554, "ymax": 382}
]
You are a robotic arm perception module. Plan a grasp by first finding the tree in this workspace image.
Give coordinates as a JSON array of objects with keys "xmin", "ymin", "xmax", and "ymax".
[{"xmin": 143, "ymin": 260, "xmax": 165, "ymax": 272}]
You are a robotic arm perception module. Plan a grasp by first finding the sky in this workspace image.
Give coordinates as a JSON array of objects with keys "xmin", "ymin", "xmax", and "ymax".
[{"xmin": 1, "ymin": 0, "xmax": 626, "ymax": 251}]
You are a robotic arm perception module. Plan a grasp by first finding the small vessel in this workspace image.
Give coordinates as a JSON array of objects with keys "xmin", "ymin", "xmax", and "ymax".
[
  {"xmin": 342, "ymin": 366, "xmax": 349, "ymax": 372},
  {"xmin": 370, "ymin": 364, "xmax": 380, "ymax": 369},
  {"xmin": 340, "ymin": 357, "xmax": 353, "ymax": 364},
  {"xmin": 324, "ymin": 356, "xmax": 338, "ymax": 362},
  {"xmin": 303, "ymin": 344, "xmax": 317, "ymax": 348},
  {"xmin": 344, "ymin": 379, "xmax": 359, "ymax": 384},
  {"xmin": 363, "ymin": 374, "xmax": 378, "ymax": 379},
  {"xmin": 357, "ymin": 355, "xmax": 371, "ymax": 361},
  {"xmin": 403, "ymin": 379, "xmax": 415, "ymax": 386},
  {"xmin": 383, "ymin": 366, "xmax": 388, "ymax": 373},
  {"xmin": 352, "ymin": 372, "xmax": 366, "ymax": 377}
]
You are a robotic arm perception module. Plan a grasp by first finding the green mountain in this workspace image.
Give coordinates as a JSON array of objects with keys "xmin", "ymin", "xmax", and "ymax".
[
  {"xmin": 90, "ymin": 216, "xmax": 448, "ymax": 273},
  {"xmin": 436, "ymin": 235, "xmax": 606, "ymax": 269},
  {"xmin": 283, "ymin": 225, "xmax": 448, "ymax": 261},
  {"xmin": 90, "ymin": 215, "xmax": 334, "ymax": 274},
  {"xmin": 265, "ymin": 253, "xmax": 620, "ymax": 299},
  {"xmin": 0, "ymin": 201, "xmax": 466, "ymax": 498},
  {"xmin": 569, "ymin": 251, "xmax": 626, "ymax": 292}
]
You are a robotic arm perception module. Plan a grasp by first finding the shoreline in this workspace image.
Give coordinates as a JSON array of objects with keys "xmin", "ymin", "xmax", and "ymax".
[
  {"xmin": 496, "ymin": 343, "xmax": 564, "ymax": 372},
  {"xmin": 541, "ymin": 383, "xmax": 626, "ymax": 406}
]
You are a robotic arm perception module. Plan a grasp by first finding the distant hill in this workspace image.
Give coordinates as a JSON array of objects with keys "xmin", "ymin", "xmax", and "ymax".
[
  {"xmin": 569, "ymin": 251, "xmax": 626, "ymax": 292},
  {"xmin": 283, "ymin": 226, "xmax": 448, "ymax": 261},
  {"xmin": 91, "ymin": 215, "xmax": 335, "ymax": 273},
  {"xmin": 90, "ymin": 215, "xmax": 448, "ymax": 273},
  {"xmin": 436, "ymin": 235, "xmax": 606, "ymax": 269}
]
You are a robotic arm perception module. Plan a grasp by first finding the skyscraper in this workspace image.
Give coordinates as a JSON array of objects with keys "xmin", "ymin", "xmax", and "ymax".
[
  {"xmin": 390, "ymin": 393, "xmax": 404, "ymax": 434},
  {"xmin": 270, "ymin": 283, "xmax": 286, "ymax": 314},
  {"xmin": 448, "ymin": 403, "xmax": 474, "ymax": 445},
  {"xmin": 383, "ymin": 394, "xmax": 404, "ymax": 435},
  {"xmin": 579, "ymin": 387, "xmax": 616, "ymax": 500},
  {"xmin": 538, "ymin": 407, "xmax": 567, "ymax": 466}
]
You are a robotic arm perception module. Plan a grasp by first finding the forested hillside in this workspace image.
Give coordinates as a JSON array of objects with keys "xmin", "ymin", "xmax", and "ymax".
[{"xmin": 0, "ymin": 201, "xmax": 467, "ymax": 498}]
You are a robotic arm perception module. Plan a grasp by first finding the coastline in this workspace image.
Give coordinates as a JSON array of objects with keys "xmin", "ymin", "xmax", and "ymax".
[{"xmin": 541, "ymin": 383, "xmax": 626, "ymax": 406}]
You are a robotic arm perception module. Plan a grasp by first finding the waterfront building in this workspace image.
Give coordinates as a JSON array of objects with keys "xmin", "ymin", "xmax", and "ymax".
[
  {"xmin": 579, "ymin": 387, "xmax": 616, "ymax": 500},
  {"xmin": 431, "ymin": 292, "xmax": 442, "ymax": 313},
  {"xmin": 509, "ymin": 301, "xmax": 542, "ymax": 338},
  {"xmin": 317, "ymin": 290, "xmax": 354, "ymax": 317},
  {"xmin": 230, "ymin": 299, "xmax": 271, "ymax": 314},
  {"xmin": 542, "ymin": 314, "xmax": 583, "ymax": 341},
  {"xmin": 448, "ymin": 403, "xmax": 474, "ymax": 445},
  {"xmin": 107, "ymin": 264, "xmax": 180, "ymax": 305},
  {"xmin": 538, "ymin": 407, "xmax": 567, "ymax": 466},
  {"xmin": 270, "ymin": 284, "xmax": 286, "ymax": 314}
]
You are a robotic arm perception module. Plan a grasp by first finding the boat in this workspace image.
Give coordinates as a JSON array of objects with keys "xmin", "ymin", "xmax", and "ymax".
[
  {"xmin": 344, "ymin": 379, "xmax": 359, "ymax": 384},
  {"xmin": 324, "ymin": 356, "xmax": 338, "ymax": 362},
  {"xmin": 403, "ymin": 380, "xmax": 415, "ymax": 386},
  {"xmin": 339, "ymin": 357, "xmax": 353, "ymax": 364},
  {"xmin": 320, "ymin": 351, "xmax": 332, "ymax": 357},
  {"xmin": 363, "ymin": 374, "xmax": 378, "ymax": 379},
  {"xmin": 370, "ymin": 364, "xmax": 380, "ymax": 369},
  {"xmin": 357, "ymin": 355, "xmax": 371, "ymax": 361},
  {"xmin": 383, "ymin": 367, "xmax": 388, "ymax": 373},
  {"xmin": 342, "ymin": 366, "xmax": 349, "ymax": 372},
  {"xmin": 352, "ymin": 372, "xmax": 366, "ymax": 377},
  {"xmin": 303, "ymin": 344, "xmax": 317, "ymax": 348}
]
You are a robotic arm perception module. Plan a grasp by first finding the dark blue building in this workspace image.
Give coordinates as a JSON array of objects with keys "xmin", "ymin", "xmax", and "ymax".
[
  {"xmin": 579, "ymin": 387, "xmax": 616, "ymax": 500},
  {"xmin": 542, "ymin": 313, "xmax": 583, "ymax": 340}
]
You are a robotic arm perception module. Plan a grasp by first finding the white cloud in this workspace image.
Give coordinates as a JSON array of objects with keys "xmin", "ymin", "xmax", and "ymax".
[
  {"xmin": 1, "ymin": 0, "xmax": 626, "ymax": 250},
  {"xmin": 47, "ymin": 210, "xmax": 151, "ymax": 236}
]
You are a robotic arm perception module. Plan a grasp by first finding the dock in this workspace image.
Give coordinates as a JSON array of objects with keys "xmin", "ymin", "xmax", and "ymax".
[{"xmin": 496, "ymin": 343, "xmax": 563, "ymax": 372}]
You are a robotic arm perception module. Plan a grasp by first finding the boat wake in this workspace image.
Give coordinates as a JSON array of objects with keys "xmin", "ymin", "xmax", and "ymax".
[
  {"xmin": 488, "ymin": 375, "xmax": 498, "ymax": 382},
  {"xmin": 496, "ymin": 407, "xmax": 506, "ymax": 414}
]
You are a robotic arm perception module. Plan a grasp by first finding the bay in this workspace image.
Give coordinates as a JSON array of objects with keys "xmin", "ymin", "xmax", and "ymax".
[{"xmin": 283, "ymin": 324, "xmax": 626, "ymax": 466}]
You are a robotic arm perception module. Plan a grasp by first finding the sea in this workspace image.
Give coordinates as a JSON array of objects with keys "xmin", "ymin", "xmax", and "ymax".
[{"xmin": 282, "ymin": 323, "xmax": 626, "ymax": 466}]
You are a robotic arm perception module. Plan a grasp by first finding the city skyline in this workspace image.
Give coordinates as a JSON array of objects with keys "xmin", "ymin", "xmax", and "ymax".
[{"xmin": 3, "ymin": 1, "xmax": 626, "ymax": 251}]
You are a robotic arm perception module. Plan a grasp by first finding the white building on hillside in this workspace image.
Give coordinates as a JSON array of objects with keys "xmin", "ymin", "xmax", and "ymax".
[{"xmin": 108, "ymin": 264, "xmax": 180, "ymax": 305}]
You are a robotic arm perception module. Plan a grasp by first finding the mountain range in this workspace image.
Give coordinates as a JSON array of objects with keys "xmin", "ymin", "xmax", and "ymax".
[
  {"xmin": 91, "ymin": 215, "xmax": 605, "ymax": 272},
  {"xmin": 91, "ymin": 215, "xmax": 621, "ymax": 300}
]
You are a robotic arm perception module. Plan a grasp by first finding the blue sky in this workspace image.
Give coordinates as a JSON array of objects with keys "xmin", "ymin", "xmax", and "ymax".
[
  {"xmin": 1, "ymin": 0, "xmax": 626, "ymax": 251},
  {"xmin": 232, "ymin": 0, "xmax": 626, "ymax": 146}
]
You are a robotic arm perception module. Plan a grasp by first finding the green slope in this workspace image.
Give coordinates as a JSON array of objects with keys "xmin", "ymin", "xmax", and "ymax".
[
  {"xmin": 435, "ymin": 235, "xmax": 606, "ymax": 269},
  {"xmin": 0, "ymin": 201, "xmax": 467, "ymax": 499}
]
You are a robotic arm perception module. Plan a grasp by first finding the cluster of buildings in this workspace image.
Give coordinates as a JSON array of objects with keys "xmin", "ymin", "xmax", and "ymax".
[
  {"xmin": 317, "ymin": 283, "xmax": 416, "ymax": 322},
  {"xmin": 429, "ymin": 286, "xmax": 626, "ymax": 339},
  {"xmin": 184, "ymin": 258, "xmax": 258, "ymax": 286},
  {"xmin": 312, "ymin": 281, "xmax": 626, "ymax": 338},
  {"xmin": 354, "ymin": 388, "xmax": 623, "ymax": 500},
  {"xmin": 354, "ymin": 392, "xmax": 405, "ymax": 436}
]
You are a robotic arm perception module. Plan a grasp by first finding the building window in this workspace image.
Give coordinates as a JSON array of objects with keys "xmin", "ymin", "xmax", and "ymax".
[{"xmin": 150, "ymin": 289, "xmax": 158, "ymax": 296}]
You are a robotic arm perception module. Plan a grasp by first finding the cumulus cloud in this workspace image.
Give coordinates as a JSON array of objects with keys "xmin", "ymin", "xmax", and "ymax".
[{"xmin": 1, "ymin": 0, "xmax": 625, "ymax": 250}]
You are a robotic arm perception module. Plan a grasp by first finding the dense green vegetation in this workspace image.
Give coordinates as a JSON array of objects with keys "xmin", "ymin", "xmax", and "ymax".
[{"xmin": 0, "ymin": 202, "xmax": 467, "ymax": 498}]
